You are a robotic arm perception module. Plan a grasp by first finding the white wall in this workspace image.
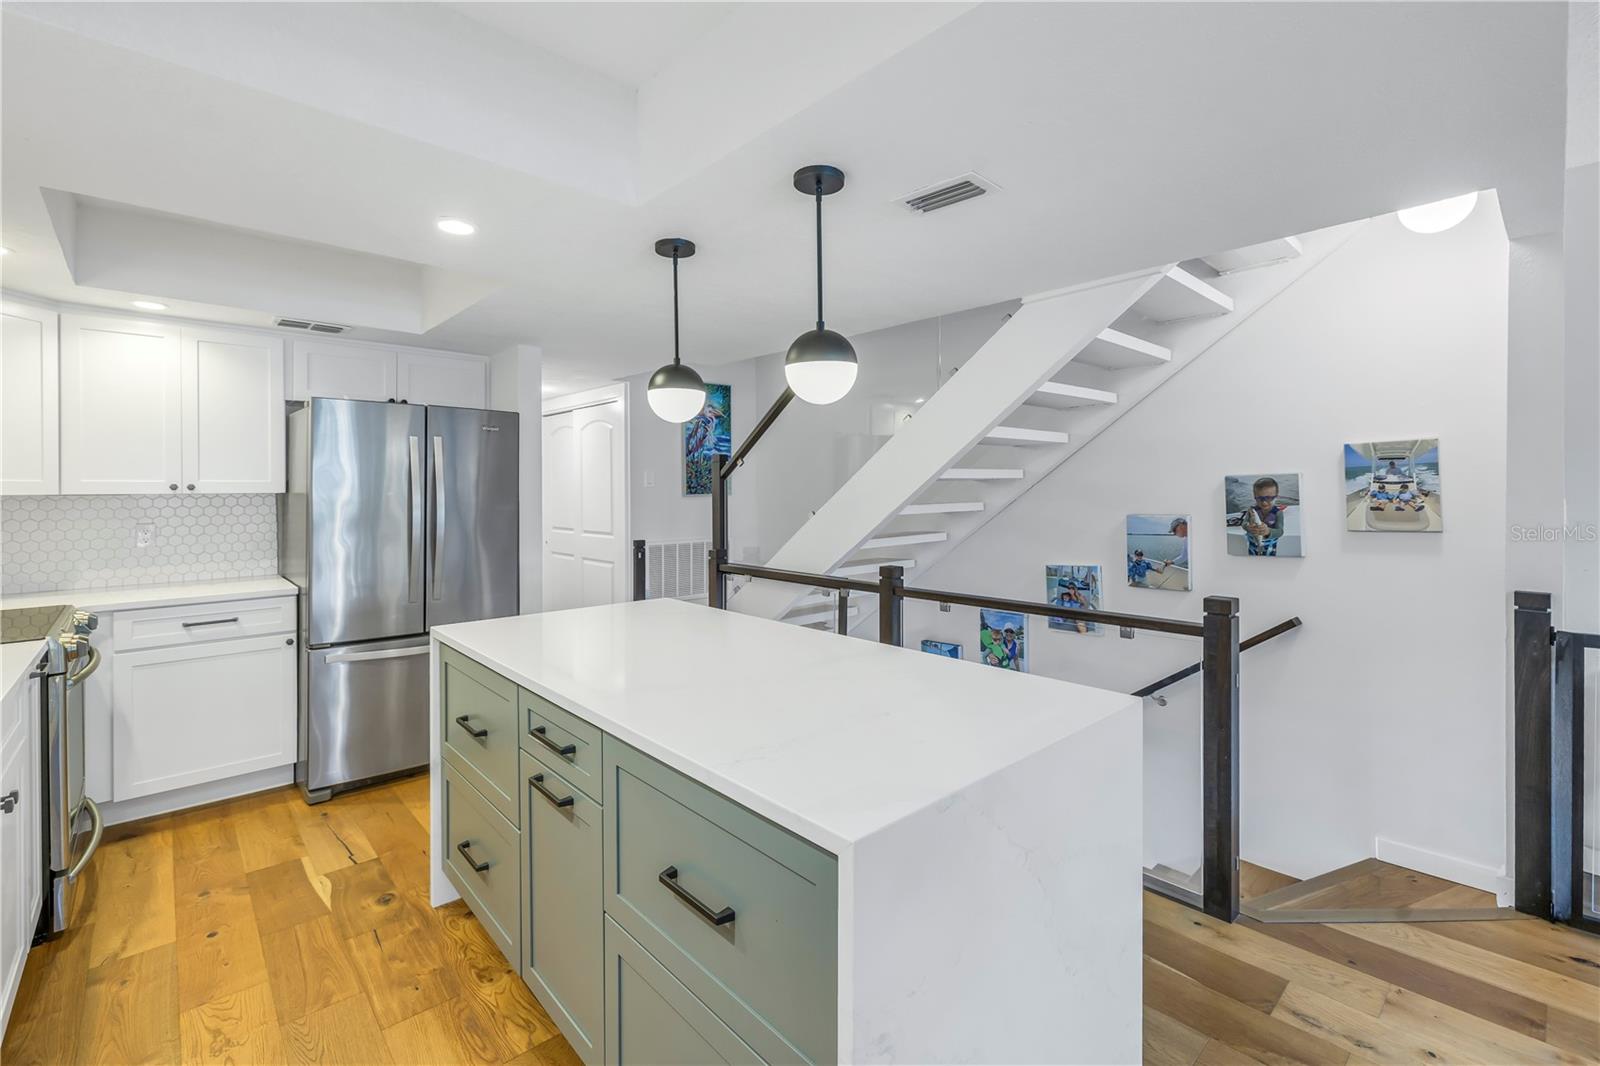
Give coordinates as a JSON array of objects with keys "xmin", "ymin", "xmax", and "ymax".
[
  {"xmin": 899, "ymin": 204, "xmax": 1513, "ymax": 889},
  {"xmin": 489, "ymin": 343, "xmax": 543, "ymax": 614}
]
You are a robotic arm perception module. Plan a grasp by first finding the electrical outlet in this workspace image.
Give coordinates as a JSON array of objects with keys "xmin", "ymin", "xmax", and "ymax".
[{"xmin": 134, "ymin": 522, "xmax": 155, "ymax": 549}]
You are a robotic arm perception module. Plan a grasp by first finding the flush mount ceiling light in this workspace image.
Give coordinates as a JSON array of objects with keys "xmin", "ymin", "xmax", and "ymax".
[
  {"xmin": 785, "ymin": 165, "xmax": 857, "ymax": 406},
  {"xmin": 1397, "ymin": 192, "xmax": 1478, "ymax": 234},
  {"xmin": 436, "ymin": 217, "xmax": 477, "ymax": 236},
  {"xmin": 647, "ymin": 237, "xmax": 708, "ymax": 423},
  {"xmin": 131, "ymin": 300, "xmax": 167, "ymax": 311}
]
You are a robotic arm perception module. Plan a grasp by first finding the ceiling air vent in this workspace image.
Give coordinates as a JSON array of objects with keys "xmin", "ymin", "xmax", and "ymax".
[
  {"xmin": 275, "ymin": 317, "xmax": 348, "ymax": 334},
  {"xmin": 898, "ymin": 172, "xmax": 999, "ymax": 214}
]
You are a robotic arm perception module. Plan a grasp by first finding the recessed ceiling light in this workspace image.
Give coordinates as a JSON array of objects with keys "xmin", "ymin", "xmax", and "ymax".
[
  {"xmin": 1396, "ymin": 192, "xmax": 1478, "ymax": 234},
  {"xmin": 131, "ymin": 300, "xmax": 168, "ymax": 311},
  {"xmin": 437, "ymin": 218, "xmax": 476, "ymax": 236}
]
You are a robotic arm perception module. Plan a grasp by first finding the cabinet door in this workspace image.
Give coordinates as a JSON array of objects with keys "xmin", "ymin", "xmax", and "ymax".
[
  {"xmin": 289, "ymin": 340, "xmax": 396, "ymax": 402},
  {"xmin": 0, "ymin": 300, "xmax": 60, "ymax": 495},
  {"xmin": 112, "ymin": 636, "xmax": 295, "ymax": 800},
  {"xmin": 181, "ymin": 327, "xmax": 285, "ymax": 493},
  {"xmin": 397, "ymin": 350, "xmax": 487, "ymax": 408},
  {"xmin": 604, "ymin": 917, "xmax": 761, "ymax": 1066},
  {"xmin": 0, "ymin": 680, "xmax": 37, "ymax": 1032},
  {"xmin": 521, "ymin": 751, "xmax": 603, "ymax": 1065},
  {"xmin": 60, "ymin": 314, "xmax": 183, "ymax": 494}
]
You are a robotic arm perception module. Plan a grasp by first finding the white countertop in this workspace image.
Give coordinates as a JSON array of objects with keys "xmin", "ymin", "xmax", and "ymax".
[
  {"xmin": 433, "ymin": 599, "xmax": 1138, "ymax": 853},
  {"xmin": 1, "ymin": 640, "xmax": 47, "ymax": 701},
  {"xmin": 1, "ymin": 576, "xmax": 297, "ymax": 614}
]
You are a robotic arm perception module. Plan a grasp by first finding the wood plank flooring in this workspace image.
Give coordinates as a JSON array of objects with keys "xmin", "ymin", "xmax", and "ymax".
[{"xmin": 6, "ymin": 779, "xmax": 1597, "ymax": 1065}]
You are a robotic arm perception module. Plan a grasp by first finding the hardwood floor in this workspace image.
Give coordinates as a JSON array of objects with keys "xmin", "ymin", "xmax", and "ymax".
[
  {"xmin": 2, "ymin": 776, "xmax": 581, "ymax": 1066},
  {"xmin": 6, "ymin": 780, "xmax": 1596, "ymax": 1065}
]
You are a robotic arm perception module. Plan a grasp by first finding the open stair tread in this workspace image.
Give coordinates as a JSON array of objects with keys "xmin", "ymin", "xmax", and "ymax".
[
  {"xmin": 1201, "ymin": 236, "xmax": 1302, "ymax": 275},
  {"xmin": 941, "ymin": 467, "xmax": 1024, "ymax": 480},
  {"xmin": 1073, "ymin": 330, "xmax": 1171, "ymax": 371},
  {"xmin": 900, "ymin": 501, "xmax": 985, "ymax": 516},
  {"xmin": 1130, "ymin": 266, "xmax": 1234, "ymax": 323},
  {"xmin": 862, "ymin": 530, "xmax": 949, "ymax": 549},
  {"xmin": 832, "ymin": 557, "xmax": 917, "ymax": 576},
  {"xmin": 981, "ymin": 425, "xmax": 1072, "ymax": 446}
]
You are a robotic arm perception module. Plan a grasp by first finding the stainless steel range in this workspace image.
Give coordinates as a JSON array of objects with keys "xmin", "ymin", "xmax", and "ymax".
[{"xmin": 1, "ymin": 604, "xmax": 103, "ymax": 941}]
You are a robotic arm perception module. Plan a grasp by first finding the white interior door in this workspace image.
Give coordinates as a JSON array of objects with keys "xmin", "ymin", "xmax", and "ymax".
[{"xmin": 542, "ymin": 399, "xmax": 626, "ymax": 611}]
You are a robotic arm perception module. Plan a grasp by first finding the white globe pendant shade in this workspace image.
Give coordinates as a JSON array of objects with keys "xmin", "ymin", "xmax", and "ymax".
[
  {"xmin": 784, "ymin": 327, "xmax": 858, "ymax": 404},
  {"xmin": 1397, "ymin": 192, "xmax": 1478, "ymax": 234},
  {"xmin": 647, "ymin": 361, "xmax": 707, "ymax": 423}
]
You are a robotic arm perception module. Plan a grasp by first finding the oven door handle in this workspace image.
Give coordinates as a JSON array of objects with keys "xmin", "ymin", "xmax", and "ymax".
[
  {"xmin": 66, "ymin": 647, "xmax": 101, "ymax": 688},
  {"xmin": 66, "ymin": 796, "xmax": 103, "ymax": 880}
]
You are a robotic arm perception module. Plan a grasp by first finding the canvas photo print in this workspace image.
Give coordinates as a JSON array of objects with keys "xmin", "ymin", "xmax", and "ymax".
[
  {"xmin": 682, "ymin": 383, "xmax": 732, "ymax": 496},
  {"xmin": 1127, "ymin": 514, "xmax": 1191, "ymax": 590},
  {"xmin": 978, "ymin": 609, "xmax": 1026, "ymax": 671},
  {"xmin": 920, "ymin": 639, "xmax": 962, "ymax": 658},
  {"xmin": 1345, "ymin": 439, "xmax": 1441, "ymax": 532},
  {"xmin": 1225, "ymin": 474, "xmax": 1304, "ymax": 557},
  {"xmin": 1046, "ymin": 564, "xmax": 1101, "ymax": 633}
]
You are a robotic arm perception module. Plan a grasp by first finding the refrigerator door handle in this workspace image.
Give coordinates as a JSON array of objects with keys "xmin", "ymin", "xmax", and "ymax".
[
  {"xmin": 431, "ymin": 434, "xmax": 445, "ymax": 601},
  {"xmin": 323, "ymin": 645, "xmax": 430, "ymax": 665},
  {"xmin": 408, "ymin": 435, "xmax": 423, "ymax": 604}
]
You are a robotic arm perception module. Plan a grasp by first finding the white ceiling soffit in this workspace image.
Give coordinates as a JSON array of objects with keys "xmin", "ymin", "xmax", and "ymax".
[
  {"xmin": 0, "ymin": 2, "xmax": 1570, "ymax": 384},
  {"xmin": 42, "ymin": 191, "xmax": 500, "ymax": 334}
]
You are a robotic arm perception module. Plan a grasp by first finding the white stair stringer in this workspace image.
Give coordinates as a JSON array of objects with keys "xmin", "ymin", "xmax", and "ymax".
[
  {"xmin": 840, "ymin": 222, "xmax": 1364, "ymax": 635},
  {"xmin": 728, "ymin": 269, "xmax": 1166, "ymax": 622}
]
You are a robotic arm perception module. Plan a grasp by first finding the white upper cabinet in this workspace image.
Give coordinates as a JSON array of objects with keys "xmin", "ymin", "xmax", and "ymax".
[
  {"xmin": 397, "ymin": 349, "xmax": 489, "ymax": 408},
  {"xmin": 290, "ymin": 339, "xmax": 488, "ymax": 408},
  {"xmin": 289, "ymin": 340, "xmax": 397, "ymax": 402},
  {"xmin": 0, "ymin": 300, "xmax": 60, "ymax": 495},
  {"xmin": 181, "ymin": 327, "xmax": 285, "ymax": 493},
  {"xmin": 60, "ymin": 313, "xmax": 184, "ymax": 494}
]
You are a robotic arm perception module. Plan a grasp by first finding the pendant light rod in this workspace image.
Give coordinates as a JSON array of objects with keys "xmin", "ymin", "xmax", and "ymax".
[
  {"xmin": 672, "ymin": 248, "xmax": 682, "ymax": 365},
  {"xmin": 815, "ymin": 179, "xmax": 825, "ymax": 331},
  {"xmin": 793, "ymin": 164, "xmax": 844, "ymax": 332},
  {"xmin": 655, "ymin": 237, "xmax": 695, "ymax": 366}
]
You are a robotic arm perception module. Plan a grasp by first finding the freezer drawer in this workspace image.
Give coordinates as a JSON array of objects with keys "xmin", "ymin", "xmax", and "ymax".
[{"xmin": 304, "ymin": 636, "xmax": 429, "ymax": 793}]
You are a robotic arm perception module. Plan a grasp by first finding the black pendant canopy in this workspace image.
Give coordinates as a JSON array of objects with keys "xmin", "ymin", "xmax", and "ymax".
[
  {"xmin": 785, "ymin": 165, "xmax": 858, "ymax": 405},
  {"xmin": 647, "ymin": 237, "xmax": 708, "ymax": 423}
]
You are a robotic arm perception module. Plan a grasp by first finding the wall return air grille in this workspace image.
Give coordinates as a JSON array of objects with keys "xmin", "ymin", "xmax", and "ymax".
[
  {"xmin": 274, "ymin": 317, "xmax": 348, "ymax": 334},
  {"xmin": 898, "ymin": 172, "xmax": 999, "ymax": 214},
  {"xmin": 645, "ymin": 540, "xmax": 710, "ymax": 601}
]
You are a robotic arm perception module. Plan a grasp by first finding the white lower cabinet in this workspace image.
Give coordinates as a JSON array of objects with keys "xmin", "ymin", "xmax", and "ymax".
[
  {"xmin": 111, "ymin": 633, "xmax": 296, "ymax": 800},
  {"xmin": 1, "ymin": 674, "xmax": 42, "ymax": 1035}
]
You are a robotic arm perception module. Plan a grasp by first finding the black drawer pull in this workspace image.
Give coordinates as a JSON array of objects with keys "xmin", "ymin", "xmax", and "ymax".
[
  {"xmin": 456, "ymin": 840, "xmax": 490, "ymax": 873},
  {"xmin": 659, "ymin": 866, "xmax": 735, "ymax": 927},
  {"xmin": 528, "ymin": 724, "xmax": 576, "ymax": 758},
  {"xmin": 529, "ymin": 773, "xmax": 575, "ymax": 809},
  {"xmin": 455, "ymin": 715, "xmax": 488, "ymax": 739}
]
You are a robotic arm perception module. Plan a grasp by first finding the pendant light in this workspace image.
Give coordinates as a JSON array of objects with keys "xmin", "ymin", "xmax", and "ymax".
[
  {"xmin": 785, "ymin": 165, "xmax": 858, "ymax": 405},
  {"xmin": 647, "ymin": 237, "xmax": 708, "ymax": 423}
]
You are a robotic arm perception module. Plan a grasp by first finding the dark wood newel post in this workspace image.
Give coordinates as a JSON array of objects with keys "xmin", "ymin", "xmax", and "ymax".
[
  {"xmin": 1202, "ymin": 595, "xmax": 1240, "ymax": 922},
  {"xmin": 878, "ymin": 565, "xmax": 904, "ymax": 647},
  {"xmin": 632, "ymin": 540, "xmax": 647, "ymax": 602},
  {"xmin": 1513, "ymin": 590, "xmax": 1554, "ymax": 917},
  {"xmin": 708, "ymin": 455, "xmax": 730, "ymax": 610}
]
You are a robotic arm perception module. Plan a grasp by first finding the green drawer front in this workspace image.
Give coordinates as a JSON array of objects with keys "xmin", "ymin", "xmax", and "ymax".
[
  {"xmin": 521, "ymin": 750, "xmax": 604, "ymax": 1065},
  {"xmin": 603, "ymin": 741, "xmax": 836, "ymax": 1065},
  {"xmin": 441, "ymin": 645, "xmax": 520, "ymax": 822},
  {"xmin": 604, "ymin": 916, "xmax": 762, "ymax": 1066},
  {"xmin": 443, "ymin": 762, "xmax": 521, "ymax": 967},
  {"xmin": 520, "ymin": 687, "xmax": 604, "ymax": 804}
]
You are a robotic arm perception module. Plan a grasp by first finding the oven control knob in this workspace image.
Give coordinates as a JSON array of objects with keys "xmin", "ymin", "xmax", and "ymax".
[
  {"xmin": 58, "ymin": 632, "xmax": 81, "ymax": 651},
  {"xmin": 72, "ymin": 610, "xmax": 99, "ymax": 633}
]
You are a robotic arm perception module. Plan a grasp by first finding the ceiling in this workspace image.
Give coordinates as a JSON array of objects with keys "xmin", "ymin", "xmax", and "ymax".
[{"xmin": 0, "ymin": 2, "xmax": 1571, "ymax": 394}]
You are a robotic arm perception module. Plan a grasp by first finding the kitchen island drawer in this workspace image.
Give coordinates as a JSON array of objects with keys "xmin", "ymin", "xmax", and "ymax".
[
  {"xmin": 604, "ymin": 916, "xmax": 762, "ymax": 1066},
  {"xmin": 112, "ymin": 595, "xmax": 295, "ymax": 651},
  {"xmin": 441, "ymin": 644, "xmax": 519, "ymax": 822},
  {"xmin": 442, "ymin": 761, "xmax": 520, "ymax": 967},
  {"xmin": 603, "ymin": 741, "xmax": 836, "ymax": 1065},
  {"xmin": 520, "ymin": 688, "xmax": 603, "ymax": 803}
]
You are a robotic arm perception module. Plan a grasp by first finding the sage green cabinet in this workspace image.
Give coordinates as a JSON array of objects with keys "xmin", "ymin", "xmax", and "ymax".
[
  {"xmin": 521, "ymin": 687, "xmax": 604, "ymax": 803},
  {"xmin": 521, "ymin": 749, "xmax": 604, "ymax": 1065},
  {"xmin": 604, "ymin": 916, "xmax": 761, "ymax": 1066},
  {"xmin": 441, "ymin": 645, "xmax": 520, "ymax": 821},
  {"xmin": 441, "ymin": 760, "xmax": 520, "ymax": 965}
]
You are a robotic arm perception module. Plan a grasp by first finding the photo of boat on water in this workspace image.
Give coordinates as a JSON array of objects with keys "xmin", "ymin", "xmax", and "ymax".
[
  {"xmin": 1127, "ymin": 514, "xmax": 1191, "ymax": 590},
  {"xmin": 1224, "ymin": 473, "xmax": 1304, "ymax": 557},
  {"xmin": 1345, "ymin": 439, "xmax": 1442, "ymax": 532}
]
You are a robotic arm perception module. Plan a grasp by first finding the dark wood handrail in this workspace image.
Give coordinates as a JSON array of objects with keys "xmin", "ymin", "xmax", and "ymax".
[{"xmin": 1133, "ymin": 617, "xmax": 1302, "ymax": 699}]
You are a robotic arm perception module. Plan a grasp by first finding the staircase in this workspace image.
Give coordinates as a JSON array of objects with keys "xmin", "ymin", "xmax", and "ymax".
[{"xmin": 729, "ymin": 226, "xmax": 1358, "ymax": 629}]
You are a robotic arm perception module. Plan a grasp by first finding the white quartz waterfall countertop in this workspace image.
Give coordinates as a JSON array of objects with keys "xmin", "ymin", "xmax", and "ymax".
[{"xmin": 432, "ymin": 599, "xmax": 1138, "ymax": 853}]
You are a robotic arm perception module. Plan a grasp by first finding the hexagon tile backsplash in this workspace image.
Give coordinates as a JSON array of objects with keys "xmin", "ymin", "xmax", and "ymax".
[{"xmin": 0, "ymin": 494, "xmax": 279, "ymax": 594}]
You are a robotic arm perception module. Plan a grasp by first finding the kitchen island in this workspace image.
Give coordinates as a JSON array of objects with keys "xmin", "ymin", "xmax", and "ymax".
[{"xmin": 429, "ymin": 599, "xmax": 1141, "ymax": 1065}]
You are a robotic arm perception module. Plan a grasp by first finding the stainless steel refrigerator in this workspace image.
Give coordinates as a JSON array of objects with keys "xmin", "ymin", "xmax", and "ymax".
[{"xmin": 279, "ymin": 398, "xmax": 518, "ymax": 802}]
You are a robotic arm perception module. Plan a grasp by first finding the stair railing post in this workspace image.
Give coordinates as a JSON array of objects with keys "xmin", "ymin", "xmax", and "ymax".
[
  {"xmin": 632, "ymin": 540, "xmax": 647, "ymax": 602},
  {"xmin": 1202, "ymin": 595, "xmax": 1240, "ymax": 922},
  {"xmin": 708, "ymin": 455, "xmax": 730, "ymax": 610},
  {"xmin": 1514, "ymin": 590, "xmax": 1555, "ymax": 916},
  {"xmin": 878, "ymin": 565, "xmax": 905, "ymax": 647},
  {"xmin": 836, "ymin": 589, "xmax": 850, "ymax": 636}
]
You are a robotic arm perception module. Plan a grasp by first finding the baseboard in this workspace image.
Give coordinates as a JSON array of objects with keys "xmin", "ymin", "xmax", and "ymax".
[
  {"xmin": 100, "ymin": 764, "xmax": 294, "ymax": 826},
  {"xmin": 1374, "ymin": 836, "xmax": 1512, "ymax": 906}
]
